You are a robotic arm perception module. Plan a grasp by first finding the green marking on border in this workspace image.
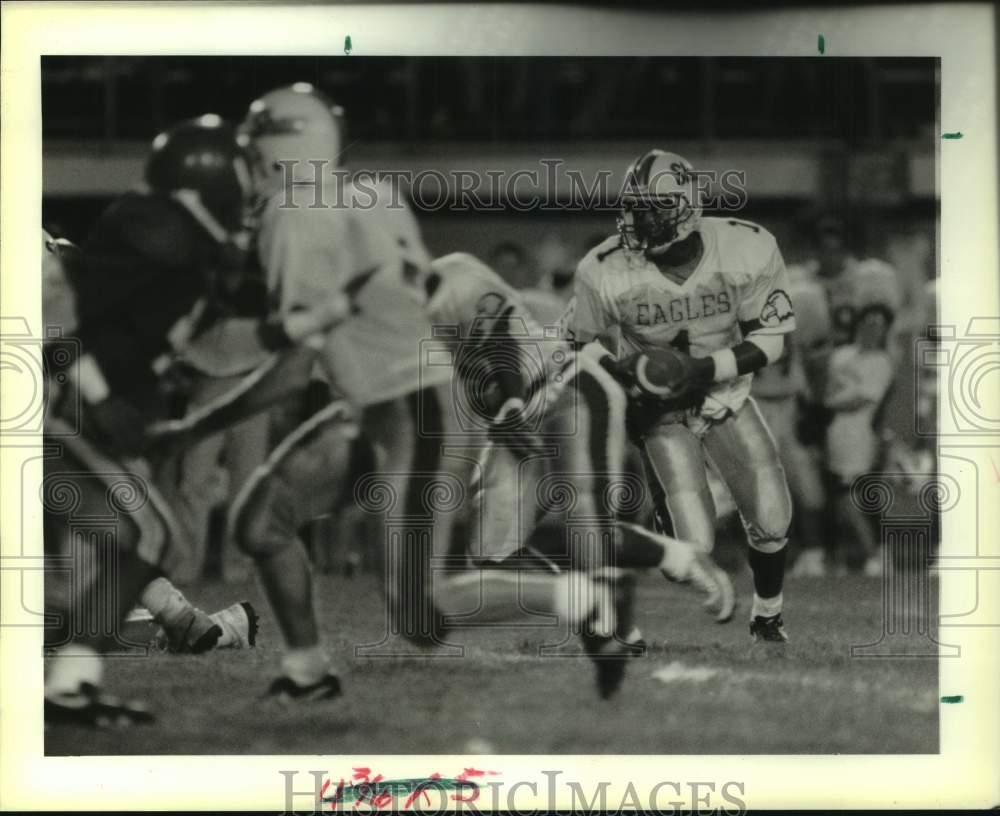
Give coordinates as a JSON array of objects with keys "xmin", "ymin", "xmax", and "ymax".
[
  {"xmin": 941, "ymin": 132, "xmax": 963, "ymax": 139},
  {"xmin": 817, "ymin": 34, "xmax": 825, "ymax": 54},
  {"xmin": 940, "ymin": 695, "xmax": 964, "ymax": 703},
  {"xmin": 344, "ymin": 35, "xmax": 353, "ymax": 55}
]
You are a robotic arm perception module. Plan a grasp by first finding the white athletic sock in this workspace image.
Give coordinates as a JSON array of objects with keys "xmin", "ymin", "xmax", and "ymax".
[
  {"xmin": 140, "ymin": 577, "xmax": 194, "ymax": 627},
  {"xmin": 619, "ymin": 521, "xmax": 698, "ymax": 582},
  {"xmin": 45, "ymin": 643, "xmax": 103, "ymax": 697},
  {"xmin": 212, "ymin": 609, "xmax": 235, "ymax": 648},
  {"xmin": 281, "ymin": 645, "xmax": 330, "ymax": 686},
  {"xmin": 657, "ymin": 536, "xmax": 698, "ymax": 581},
  {"xmin": 751, "ymin": 592, "xmax": 783, "ymax": 619}
]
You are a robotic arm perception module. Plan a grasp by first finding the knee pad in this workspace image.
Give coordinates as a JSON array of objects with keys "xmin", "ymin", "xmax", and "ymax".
[
  {"xmin": 739, "ymin": 456, "xmax": 793, "ymax": 552},
  {"xmin": 746, "ymin": 530, "xmax": 788, "ymax": 554},
  {"xmin": 743, "ymin": 496, "xmax": 791, "ymax": 554}
]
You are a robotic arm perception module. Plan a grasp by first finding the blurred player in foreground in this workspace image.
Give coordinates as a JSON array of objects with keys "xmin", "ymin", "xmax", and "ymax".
[
  {"xmin": 571, "ymin": 150, "xmax": 796, "ymax": 644},
  {"xmin": 42, "ymin": 118, "xmax": 260, "ymax": 726},
  {"xmin": 425, "ymin": 251, "xmax": 735, "ymax": 696},
  {"xmin": 220, "ymin": 83, "xmax": 472, "ymax": 699}
]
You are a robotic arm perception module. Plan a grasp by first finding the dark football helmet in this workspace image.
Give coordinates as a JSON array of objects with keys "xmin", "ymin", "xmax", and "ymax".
[{"xmin": 145, "ymin": 114, "xmax": 249, "ymax": 233}]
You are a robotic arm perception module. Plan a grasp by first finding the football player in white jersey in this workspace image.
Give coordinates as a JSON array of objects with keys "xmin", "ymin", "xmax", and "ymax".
[
  {"xmin": 225, "ymin": 83, "xmax": 466, "ymax": 699},
  {"xmin": 570, "ymin": 150, "xmax": 796, "ymax": 643},
  {"xmin": 807, "ymin": 215, "xmax": 903, "ymax": 348}
]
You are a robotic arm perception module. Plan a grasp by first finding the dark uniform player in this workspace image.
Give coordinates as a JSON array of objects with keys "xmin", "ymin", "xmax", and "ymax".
[{"xmin": 43, "ymin": 117, "xmax": 258, "ymax": 726}]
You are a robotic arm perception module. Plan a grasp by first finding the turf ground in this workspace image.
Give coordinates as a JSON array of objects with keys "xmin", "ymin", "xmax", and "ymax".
[{"xmin": 46, "ymin": 568, "xmax": 939, "ymax": 756}]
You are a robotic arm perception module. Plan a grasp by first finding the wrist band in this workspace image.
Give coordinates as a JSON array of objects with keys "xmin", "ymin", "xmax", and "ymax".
[{"xmin": 709, "ymin": 348, "xmax": 738, "ymax": 382}]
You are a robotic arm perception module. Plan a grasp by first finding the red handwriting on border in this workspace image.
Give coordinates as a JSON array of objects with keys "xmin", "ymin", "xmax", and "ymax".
[{"xmin": 321, "ymin": 767, "xmax": 500, "ymax": 811}]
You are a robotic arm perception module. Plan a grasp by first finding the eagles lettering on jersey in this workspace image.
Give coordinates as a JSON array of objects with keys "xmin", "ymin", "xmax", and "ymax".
[
  {"xmin": 572, "ymin": 216, "xmax": 796, "ymax": 419},
  {"xmin": 632, "ymin": 291, "xmax": 733, "ymax": 326}
]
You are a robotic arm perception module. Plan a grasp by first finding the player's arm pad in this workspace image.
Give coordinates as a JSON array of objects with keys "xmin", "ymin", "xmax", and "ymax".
[{"xmin": 707, "ymin": 333, "xmax": 784, "ymax": 381}]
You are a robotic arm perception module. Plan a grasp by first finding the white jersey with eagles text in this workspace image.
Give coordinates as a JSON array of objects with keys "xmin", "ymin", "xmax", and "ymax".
[
  {"xmin": 572, "ymin": 216, "xmax": 797, "ymax": 421},
  {"xmin": 257, "ymin": 179, "xmax": 450, "ymax": 407}
]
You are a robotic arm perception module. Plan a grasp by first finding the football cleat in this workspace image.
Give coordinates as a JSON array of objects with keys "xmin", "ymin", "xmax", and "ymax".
[
  {"xmin": 582, "ymin": 571, "xmax": 637, "ymax": 699},
  {"xmin": 210, "ymin": 601, "xmax": 259, "ymax": 649},
  {"xmin": 157, "ymin": 607, "xmax": 223, "ymax": 654},
  {"xmin": 45, "ymin": 683, "xmax": 155, "ymax": 728},
  {"xmin": 749, "ymin": 614, "xmax": 789, "ymax": 643},
  {"xmin": 588, "ymin": 647, "xmax": 629, "ymax": 700},
  {"xmin": 266, "ymin": 672, "xmax": 343, "ymax": 702}
]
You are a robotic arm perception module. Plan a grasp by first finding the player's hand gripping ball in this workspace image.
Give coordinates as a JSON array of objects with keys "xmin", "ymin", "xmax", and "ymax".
[{"xmin": 623, "ymin": 348, "xmax": 700, "ymax": 400}]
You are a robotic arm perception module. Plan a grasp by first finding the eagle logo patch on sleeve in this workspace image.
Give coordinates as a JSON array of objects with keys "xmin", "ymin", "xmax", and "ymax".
[{"xmin": 760, "ymin": 289, "xmax": 795, "ymax": 328}]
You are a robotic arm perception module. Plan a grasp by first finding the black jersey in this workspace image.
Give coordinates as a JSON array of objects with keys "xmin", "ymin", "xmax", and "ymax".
[{"xmin": 69, "ymin": 192, "xmax": 246, "ymax": 408}]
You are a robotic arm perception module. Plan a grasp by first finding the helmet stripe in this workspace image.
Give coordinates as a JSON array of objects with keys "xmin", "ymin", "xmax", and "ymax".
[{"xmin": 633, "ymin": 149, "xmax": 662, "ymax": 187}]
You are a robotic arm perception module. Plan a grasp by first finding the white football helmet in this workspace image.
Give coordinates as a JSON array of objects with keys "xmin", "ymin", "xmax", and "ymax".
[
  {"xmin": 618, "ymin": 149, "xmax": 703, "ymax": 254},
  {"xmin": 238, "ymin": 82, "xmax": 345, "ymax": 198}
]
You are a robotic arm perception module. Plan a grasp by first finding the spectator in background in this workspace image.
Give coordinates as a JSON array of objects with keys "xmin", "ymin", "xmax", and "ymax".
[
  {"xmin": 806, "ymin": 215, "xmax": 903, "ymax": 351},
  {"xmin": 885, "ymin": 228, "xmax": 934, "ymax": 338},
  {"xmin": 489, "ymin": 240, "xmax": 533, "ymax": 289},
  {"xmin": 823, "ymin": 303, "xmax": 896, "ymax": 575},
  {"xmin": 518, "ymin": 232, "xmax": 575, "ymax": 325}
]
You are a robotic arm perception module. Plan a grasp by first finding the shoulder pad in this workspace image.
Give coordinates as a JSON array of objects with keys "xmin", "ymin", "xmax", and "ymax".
[
  {"xmin": 703, "ymin": 216, "xmax": 779, "ymax": 282},
  {"xmin": 577, "ymin": 235, "xmax": 624, "ymax": 278},
  {"xmin": 430, "ymin": 251, "xmax": 498, "ymax": 281},
  {"xmin": 596, "ymin": 236, "xmax": 624, "ymax": 262}
]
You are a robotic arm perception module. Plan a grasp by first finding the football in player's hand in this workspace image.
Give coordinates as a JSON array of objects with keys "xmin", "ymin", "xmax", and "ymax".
[{"xmin": 633, "ymin": 348, "xmax": 698, "ymax": 398}]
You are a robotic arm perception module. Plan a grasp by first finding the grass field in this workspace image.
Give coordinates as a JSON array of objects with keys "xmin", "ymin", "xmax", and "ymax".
[{"xmin": 46, "ymin": 570, "xmax": 939, "ymax": 756}]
